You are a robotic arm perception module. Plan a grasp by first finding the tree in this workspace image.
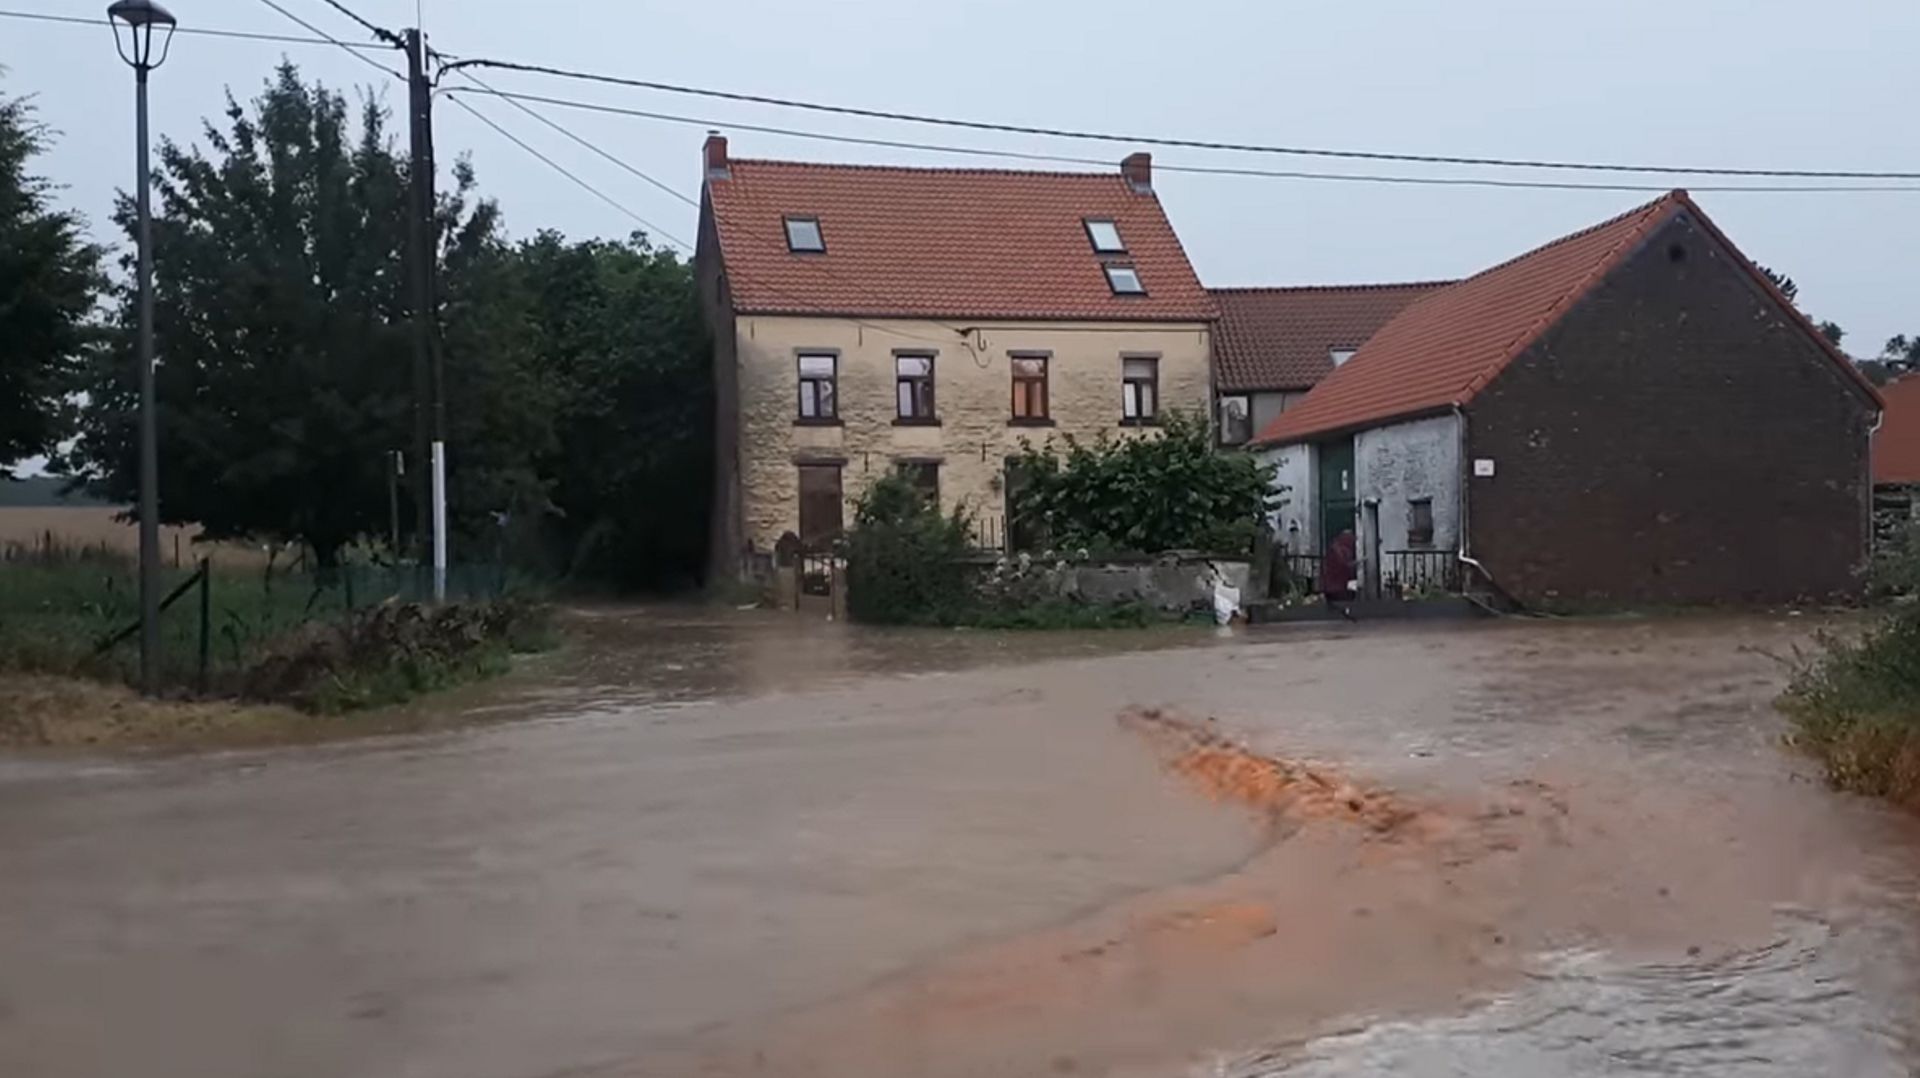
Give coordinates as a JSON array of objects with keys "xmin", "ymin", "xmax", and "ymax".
[
  {"xmin": 65, "ymin": 65, "xmax": 537, "ymax": 566},
  {"xmin": 1758, "ymin": 265, "xmax": 1799, "ymax": 304},
  {"xmin": 510, "ymin": 232, "xmax": 711, "ymax": 590},
  {"xmin": 0, "ymin": 87, "xmax": 101, "ymax": 478}
]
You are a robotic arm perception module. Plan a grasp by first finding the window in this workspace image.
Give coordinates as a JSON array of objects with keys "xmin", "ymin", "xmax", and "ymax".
[
  {"xmin": 1084, "ymin": 218, "xmax": 1125, "ymax": 253},
  {"xmin": 797, "ymin": 353, "xmax": 837, "ymax": 421},
  {"xmin": 1218, "ymin": 394, "xmax": 1252, "ymax": 445},
  {"xmin": 895, "ymin": 354, "xmax": 936, "ymax": 422},
  {"xmin": 1330, "ymin": 348, "xmax": 1358, "ymax": 368},
  {"xmin": 897, "ymin": 461, "xmax": 940, "ymax": 506},
  {"xmin": 1122, "ymin": 357, "xmax": 1159, "ymax": 422},
  {"xmin": 1407, "ymin": 498, "xmax": 1435, "ymax": 546},
  {"xmin": 784, "ymin": 216, "xmax": 824, "ymax": 252},
  {"xmin": 797, "ymin": 464, "xmax": 843, "ymax": 545},
  {"xmin": 1010, "ymin": 355, "xmax": 1049, "ymax": 421},
  {"xmin": 1105, "ymin": 264, "xmax": 1146, "ymax": 295}
]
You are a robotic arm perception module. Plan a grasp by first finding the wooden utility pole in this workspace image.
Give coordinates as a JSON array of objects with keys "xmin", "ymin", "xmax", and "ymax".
[
  {"xmin": 404, "ymin": 28, "xmax": 432, "ymax": 566},
  {"xmin": 404, "ymin": 28, "xmax": 448, "ymax": 598}
]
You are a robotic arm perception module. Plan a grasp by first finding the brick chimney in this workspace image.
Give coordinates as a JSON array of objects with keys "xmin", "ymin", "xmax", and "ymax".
[
  {"xmin": 1121, "ymin": 152, "xmax": 1152, "ymax": 193},
  {"xmin": 704, "ymin": 132, "xmax": 730, "ymax": 180}
]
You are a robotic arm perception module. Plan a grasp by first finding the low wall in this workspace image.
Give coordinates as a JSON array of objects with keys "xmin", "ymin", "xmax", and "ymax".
[{"xmin": 1056, "ymin": 556, "xmax": 1250, "ymax": 614}]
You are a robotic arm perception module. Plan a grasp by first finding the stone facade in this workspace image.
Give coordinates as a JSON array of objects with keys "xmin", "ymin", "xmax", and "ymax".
[
  {"xmin": 1355, "ymin": 414, "xmax": 1462, "ymax": 556},
  {"xmin": 719, "ymin": 315, "xmax": 1213, "ymax": 569}
]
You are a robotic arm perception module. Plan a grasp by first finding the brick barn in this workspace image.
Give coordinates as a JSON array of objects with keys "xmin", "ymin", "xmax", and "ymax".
[{"xmin": 1248, "ymin": 190, "xmax": 1881, "ymax": 606}]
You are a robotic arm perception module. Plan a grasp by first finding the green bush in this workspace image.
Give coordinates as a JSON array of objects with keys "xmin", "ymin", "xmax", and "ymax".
[
  {"xmin": 1009, "ymin": 410, "xmax": 1276, "ymax": 556},
  {"xmin": 842, "ymin": 474, "xmax": 976, "ymax": 625},
  {"xmin": 1779, "ymin": 604, "xmax": 1920, "ymax": 807}
]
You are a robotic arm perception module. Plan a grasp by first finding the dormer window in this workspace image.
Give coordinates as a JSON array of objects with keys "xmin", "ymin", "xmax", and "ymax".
[
  {"xmin": 1084, "ymin": 218, "xmax": 1125, "ymax": 253},
  {"xmin": 1105, "ymin": 264, "xmax": 1146, "ymax": 296},
  {"xmin": 784, "ymin": 216, "xmax": 824, "ymax": 252},
  {"xmin": 1330, "ymin": 348, "xmax": 1358, "ymax": 367}
]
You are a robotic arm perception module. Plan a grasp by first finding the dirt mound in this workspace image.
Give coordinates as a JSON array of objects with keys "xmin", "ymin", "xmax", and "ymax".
[{"xmin": 1119, "ymin": 706, "xmax": 1422, "ymax": 836}]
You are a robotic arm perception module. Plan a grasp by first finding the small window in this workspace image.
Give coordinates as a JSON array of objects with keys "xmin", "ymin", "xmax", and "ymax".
[
  {"xmin": 1105, "ymin": 264, "xmax": 1146, "ymax": 295},
  {"xmin": 784, "ymin": 216, "xmax": 824, "ymax": 252},
  {"xmin": 1407, "ymin": 498, "xmax": 1435, "ymax": 546},
  {"xmin": 1330, "ymin": 348, "xmax": 1358, "ymax": 367},
  {"xmin": 1084, "ymin": 218, "xmax": 1125, "ymax": 253},
  {"xmin": 896, "ymin": 354, "xmax": 936, "ymax": 421},
  {"xmin": 1122, "ymin": 356, "xmax": 1159, "ymax": 422},
  {"xmin": 1218, "ymin": 395, "xmax": 1252, "ymax": 445},
  {"xmin": 897, "ymin": 461, "xmax": 939, "ymax": 506},
  {"xmin": 1010, "ymin": 355, "xmax": 1049, "ymax": 421},
  {"xmin": 797, "ymin": 353, "xmax": 837, "ymax": 420}
]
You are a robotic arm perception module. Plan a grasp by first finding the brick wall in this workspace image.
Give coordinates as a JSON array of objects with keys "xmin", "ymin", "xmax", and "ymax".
[
  {"xmin": 1465, "ymin": 214, "xmax": 1876, "ymax": 605},
  {"xmin": 727, "ymin": 315, "xmax": 1212, "ymax": 561}
]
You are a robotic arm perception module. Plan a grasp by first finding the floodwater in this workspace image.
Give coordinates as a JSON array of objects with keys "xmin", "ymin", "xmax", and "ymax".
[{"xmin": 1, "ymin": 608, "xmax": 1916, "ymax": 1077}]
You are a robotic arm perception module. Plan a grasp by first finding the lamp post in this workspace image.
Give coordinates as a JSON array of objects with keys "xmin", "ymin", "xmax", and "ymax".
[{"xmin": 108, "ymin": 0, "xmax": 175, "ymax": 694}]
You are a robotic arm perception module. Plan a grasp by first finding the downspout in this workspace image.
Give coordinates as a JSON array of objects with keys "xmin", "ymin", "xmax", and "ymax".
[{"xmin": 1452, "ymin": 405, "xmax": 1507, "ymax": 610}]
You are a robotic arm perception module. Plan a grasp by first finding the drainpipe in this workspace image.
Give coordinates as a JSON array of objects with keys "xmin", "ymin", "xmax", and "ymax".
[{"xmin": 1452, "ymin": 405, "xmax": 1497, "ymax": 595}]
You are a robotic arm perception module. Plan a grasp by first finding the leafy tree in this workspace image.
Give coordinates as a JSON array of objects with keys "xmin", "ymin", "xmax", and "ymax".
[
  {"xmin": 1758, "ymin": 265, "xmax": 1799, "ymax": 304},
  {"xmin": 0, "ymin": 87, "xmax": 101, "ymax": 477},
  {"xmin": 65, "ymin": 65, "xmax": 539, "ymax": 567},
  {"xmin": 1009, "ymin": 411, "xmax": 1276, "ymax": 555},
  {"xmin": 510, "ymin": 232, "xmax": 711, "ymax": 590},
  {"xmin": 843, "ymin": 472, "xmax": 974, "ymax": 625}
]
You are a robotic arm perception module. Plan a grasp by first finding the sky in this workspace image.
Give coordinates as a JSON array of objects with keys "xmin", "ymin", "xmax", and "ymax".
[{"xmin": 5, "ymin": 0, "xmax": 1918, "ymax": 355}]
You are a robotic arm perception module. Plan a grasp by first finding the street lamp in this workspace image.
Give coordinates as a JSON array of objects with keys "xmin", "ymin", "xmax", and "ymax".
[{"xmin": 108, "ymin": 0, "xmax": 175, "ymax": 694}]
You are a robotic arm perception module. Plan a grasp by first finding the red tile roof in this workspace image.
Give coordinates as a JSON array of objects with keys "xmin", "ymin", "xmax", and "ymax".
[
  {"xmin": 1251, "ymin": 190, "xmax": 1878, "ymax": 446},
  {"xmin": 1210, "ymin": 283, "xmax": 1450, "ymax": 392},
  {"xmin": 1874, "ymin": 375, "xmax": 1920, "ymax": 485},
  {"xmin": 703, "ymin": 156, "xmax": 1214, "ymax": 322}
]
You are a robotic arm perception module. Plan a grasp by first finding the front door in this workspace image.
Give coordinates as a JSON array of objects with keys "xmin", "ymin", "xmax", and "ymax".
[
  {"xmin": 1318, "ymin": 438, "xmax": 1357, "ymax": 596},
  {"xmin": 797, "ymin": 464, "xmax": 843, "ymax": 548}
]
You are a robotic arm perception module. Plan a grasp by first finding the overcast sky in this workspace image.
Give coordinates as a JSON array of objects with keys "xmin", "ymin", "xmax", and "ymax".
[{"xmin": 7, "ymin": 0, "xmax": 1917, "ymax": 353}]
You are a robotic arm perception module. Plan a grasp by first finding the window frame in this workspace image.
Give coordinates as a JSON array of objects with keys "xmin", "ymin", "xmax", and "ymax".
[
  {"xmin": 896, "ymin": 459, "xmax": 941, "ymax": 507},
  {"xmin": 1104, "ymin": 263, "xmax": 1147, "ymax": 296},
  {"xmin": 893, "ymin": 351, "xmax": 939, "ymax": 425},
  {"xmin": 1009, "ymin": 352, "xmax": 1052, "ymax": 425},
  {"xmin": 1217, "ymin": 393, "xmax": 1252, "ymax": 445},
  {"xmin": 1407, "ymin": 497, "xmax": 1435, "ymax": 547},
  {"xmin": 1121, "ymin": 354, "xmax": 1160, "ymax": 425},
  {"xmin": 1083, "ymin": 217, "xmax": 1126, "ymax": 254},
  {"xmin": 783, "ymin": 215, "xmax": 825, "ymax": 253},
  {"xmin": 795, "ymin": 351, "xmax": 840, "ymax": 424}
]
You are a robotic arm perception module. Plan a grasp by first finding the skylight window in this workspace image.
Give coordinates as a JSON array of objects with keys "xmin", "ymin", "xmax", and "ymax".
[
  {"xmin": 1084, "ymin": 218, "xmax": 1125, "ymax": 253},
  {"xmin": 784, "ymin": 216, "xmax": 824, "ymax": 252},
  {"xmin": 1105, "ymin": 264, "xmax": 1146, "ymax": 296}
]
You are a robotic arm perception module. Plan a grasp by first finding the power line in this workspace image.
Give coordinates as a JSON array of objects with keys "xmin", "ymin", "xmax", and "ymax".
[
  {"xmin": 442, "ymin": 56, "xmax": 1920, "ymax": 182},
  {"xmin": 440, "ymin": 87, "xmax": 1920, "ymax": 196},
  {"xmin": 309, "ymin": 0, "xmax": 402, "ymax": 47},
  {"xmin": 443, "ymin": 94, "xmax": 962, "ymax": 347},
  {"xmin": 444, "ymin": 73, "xmax": 698, "ymax": 208},
  {"xmin": 0, "ymin": 8, "xmax": 392, "ymax": 50},
  {"xmin": 442, "ymin": 95, "xmax": 692, "ymax": 248},
  {"xmin": 252, "ymin": 0, "xmax": 402, "ymax": 80}
]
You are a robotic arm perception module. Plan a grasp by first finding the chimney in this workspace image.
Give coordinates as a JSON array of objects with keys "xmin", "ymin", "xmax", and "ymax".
[
  {"xmin": 1121, "ymin": 151, "xmax": 1152, "ymax": 193},
  {"xmin": 704, "ymin": 131, "xmax": 730, "ymax": 180}
]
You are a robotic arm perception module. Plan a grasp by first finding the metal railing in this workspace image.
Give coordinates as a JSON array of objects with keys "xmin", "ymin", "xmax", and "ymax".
[
  {"xmin": 1276, "ymin": 552, "xmax": 1324, "ymax": 595},
  {"xmin": 1380, "ymin": 550, "xmax": 1461, "ymax": 596}
]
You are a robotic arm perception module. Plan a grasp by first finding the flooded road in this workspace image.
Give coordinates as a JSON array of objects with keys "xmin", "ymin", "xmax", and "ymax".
[{"xmin": 1, "ymin": 609, "xmax": 1916, "ymax": 1076}]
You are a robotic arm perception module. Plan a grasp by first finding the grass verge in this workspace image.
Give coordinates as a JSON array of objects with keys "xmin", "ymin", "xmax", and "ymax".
[{"xmin": 1777, "ymin": 604, "xmax": 1920, "ymax": 811}]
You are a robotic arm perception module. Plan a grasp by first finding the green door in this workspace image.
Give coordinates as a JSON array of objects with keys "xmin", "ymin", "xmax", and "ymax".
[{"xmin": 1318, "ymin": 438, "xmax": 1357, "ymax": 552}]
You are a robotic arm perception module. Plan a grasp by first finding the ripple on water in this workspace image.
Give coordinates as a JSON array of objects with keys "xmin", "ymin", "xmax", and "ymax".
[{"xmin": 1219, "ymin": 911, "xmax": 1920, "ymax": 1078}]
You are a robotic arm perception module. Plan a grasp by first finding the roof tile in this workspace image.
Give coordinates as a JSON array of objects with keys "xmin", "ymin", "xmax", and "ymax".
[
  {"xmin": 1874, "ymin": 375, "xmax": 1920, "ymax": 485},
  {"xmin": 705, "ymin": 157, "xmax": 1214, "ymax": 322},
  {"xmin": 1210, "ymin": 283, "xmax": 1449, "ymax": 392}
]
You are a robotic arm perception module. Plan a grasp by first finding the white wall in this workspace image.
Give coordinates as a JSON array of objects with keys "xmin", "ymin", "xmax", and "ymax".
[
  {"xmin": 1259, "ymin": 442, "xmax": 1316, "ymax": 553},
  {"xmin": 1354, "ymin": 413, "xmax": 1462, "ymax": 553}
]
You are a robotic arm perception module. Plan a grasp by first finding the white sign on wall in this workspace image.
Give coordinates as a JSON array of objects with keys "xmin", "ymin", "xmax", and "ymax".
[{"xmin": 1473, "ymin": 458, "xmax": 1497, "ymax": 477}]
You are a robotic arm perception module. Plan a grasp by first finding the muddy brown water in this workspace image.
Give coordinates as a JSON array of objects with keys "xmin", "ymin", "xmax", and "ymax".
[{"xmin": 1, "ymin": 608, "xmax": 1916, "ymax": 1077}]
